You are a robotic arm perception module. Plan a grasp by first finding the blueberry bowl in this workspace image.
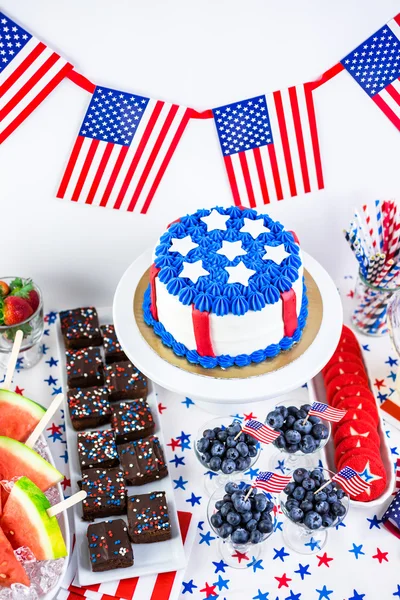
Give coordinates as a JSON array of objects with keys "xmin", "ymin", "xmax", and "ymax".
[
  {"xmin": 207, "ymin": 480, "xmax": 275, "ymax": 568},
  {"xmin": 279, "ymin": 467, "xmax": 349, "ymax": 554},
  {"xmin": 266, "ymin": 398, "xmax": 331, "ymax": 472},
  {"xmin": 194, "ymin": 417, "xmax": 260, "ymax": 495}
]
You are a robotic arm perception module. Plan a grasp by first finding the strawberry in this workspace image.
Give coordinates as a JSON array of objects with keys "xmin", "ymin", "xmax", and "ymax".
[
  {"xmin": 0, "ymin": 281, "xmax": 10, "ymax": 297},
  {"xmin": 1, "ymin": 296, "xmax": 33, "ymax": 326},
  {"xmin": 26, "ymin": 289, "xmax": 40, "ymax": 312},
  {"xmin": 9, "ymin": 278, "xmax": 39, "ymax": 312}
]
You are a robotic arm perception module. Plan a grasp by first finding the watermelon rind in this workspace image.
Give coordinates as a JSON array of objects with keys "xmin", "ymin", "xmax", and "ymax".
[
  {"xmin": 0, "ymin": 389, "xmax": 46, "ymax": 442},
  {"xmin": 2, "ymin": 477, "xmax": 67, "ymax": 559},
  {"xmin": 0, "ymin": 388, "xmax": 45, "ymax": 419},
  {"xmin": 0, "ymin": 436, "xmax": 63, "ymax": 491}
]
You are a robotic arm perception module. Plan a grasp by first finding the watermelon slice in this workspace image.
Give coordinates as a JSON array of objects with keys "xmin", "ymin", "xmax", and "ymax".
[
  {"xmin": 0, "ymin": 389, "xmax": 45, "ymax": 443},
  {"xmin": 0, "ymin": 525, "xmax": 30, "ymax": 587},
  {"xmin": 1, "ymin": 477, "xmax": 67, "ymax": 560},
  {"xmin": 0, "ymin": 437, "xmax": 63, "ymax": 491}
]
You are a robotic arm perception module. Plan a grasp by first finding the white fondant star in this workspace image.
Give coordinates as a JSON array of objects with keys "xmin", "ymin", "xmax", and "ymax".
[
  {"xmin": 168, "ymin": 236, "xmax": 198, "ymax": 257},
  {"xmin": 217, "ymin": 240, "xmax": 247, "ymax": 262},
  {"xmin": 263, "ymin": 244, "xmax": 290, "ymax": 265},
  {"xmin": 201, "ymin": 209, "xmax": 230, "ymax": 232},
  {"xmin": 240, "ymin": 217, "xmax": 270, "ymax": 239},
  {"xmin": 179, "ymin": 260, "xmax": 210, "ymax": 283},
  {"xmin": 225, "ymin": 261, "xmax": 256, "ymax": 286}
]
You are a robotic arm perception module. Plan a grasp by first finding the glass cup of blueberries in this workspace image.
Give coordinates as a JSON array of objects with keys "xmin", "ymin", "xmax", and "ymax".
[
  {"xmin": 280, "ymin": 467, "xmax": 349, "ymax": 554},
  {"xmin": 266, "ymin": 399, "xmax": 330, "ymax": 472},
  {"xmin": 208, "ymin": 480, "xmax": 275, "ymax": 568},
  {"xmin": 195, "ymin": 418, "xmax": 260, "ymax": 495}
]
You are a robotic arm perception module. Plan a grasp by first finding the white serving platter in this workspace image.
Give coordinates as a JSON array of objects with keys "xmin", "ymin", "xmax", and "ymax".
[{"xmin": 56, "ymin": 307, "xmax": 186, "ymax": 587}]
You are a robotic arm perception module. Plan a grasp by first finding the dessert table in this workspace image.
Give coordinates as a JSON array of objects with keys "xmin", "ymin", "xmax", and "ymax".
[{"xmin": 5, "ymin": 269, "xmax": 400, "ymax": 600}]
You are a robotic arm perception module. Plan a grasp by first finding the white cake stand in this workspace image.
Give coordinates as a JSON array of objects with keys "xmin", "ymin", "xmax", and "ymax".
[{"xmin": 113, "ymin": 250, "xmax": 342, "ymax": 413}]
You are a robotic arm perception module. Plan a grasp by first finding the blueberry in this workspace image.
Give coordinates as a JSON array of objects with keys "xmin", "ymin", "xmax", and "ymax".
[
  {"xmin": 226, "ymin": 436, "xmax": 237, "ymax": 448},
  {"xmin": 217, "ymin": 430, "xmax": 228, "ymax": 442},
  {"xmin": 201, "ymin": 452, "xmax": 211, "ymax": 464},
  {"xmin": 266, "ymin": 410, "xmax": 284, "ymax": 429},
  {"xmin": 236, "ymin": 433, "xmax": 246, "ymax": 443},
  {"xmin": 258, "ymin": 519, "xmax": 273, "ymax": 533},
  {"xmin": 231, "ymin": 528, "xmax": 249, "ymax": 544},
  {"xmin": 301, "ymin": 403, "xmax": 311, "ymax": 412},
  {"xmin": 310, "ymin": 469, "xmax": 324, "ymax": 482},
  {"xmin": 292, "ymin": 486, "xmax": 306, "ymax": 501},
  {"xmin": 285, "ymin": 499, "xmax": 300, "ymax": 511},
  {"xmin": 314, "ymin": 491, "xmax": 327, "ymax": 503},
  {"xmin": 245, "ymin": 519, "xmax": 257, "ymax": 532},
  {"xmin": 236, "ymin": 457, "xmax": 251, "ymax": 470},
  {"xmin": 231, "ymin": 421, "xmax": 242, "ymax": 434},
  {"xmin": 215, "ymin": 500, "xmax": 224, "ymax": 510},
  {"xmin": 331, "ymin": 502, "xmax": 346, "ymax": 517},
  {"xmin": 309, "ymin": 415, "xmax": 322, "ymax": 424},
  {"xmin": 315, "ymin": 501, "xmax": 330, "ymax": 515},
  {"xmin": 225, "ymin": 481, "xmax": 239, "ymax": 495},
  {"xmin": 300, "ymin": 500, "xmax": 313, "ymax": 512},
  {"xmin": 299, "ymin": 435, "xmax": 317, "ymax": 454},
  {"xmin": 213, "ymin": 426, "xmax": 222, "ymax": 434},
  {"xmin": 264, "ymin": 500, "xmax": 274, "ymax": 513},
  {"xmin": 298, "ymin": 408, "xmax": 308, "ymax": 419},
  {"xmin": 250, "ymin": 529, "xmax": 263, "ymax": 544},
  {"xmin": 336, "ymin": 488, "xmax": 345, "ymax": 499},
  {"xmin": 285, "ymin": 414, "xmax": 296, "ymax": 428},
  {"xmin": 236, "ymin": 442, "xmax": 249, "ymax": 457},
  {"xmin": 287, "ymin": 406, "xmax": 299, "ymax": 416},
  {"xmin": 221, "ymin": 459, "xmax": 236, "ymax": 474},
  {"xmin": 220, "ymin": 502, "xmax": 233, "ymax": 518},
  {"xmin": 211, "ymin": 512, "xmax": 223, "ymax": 528},
  {"xmin": 209, "ymin": 456, "xmax": 222, "ymax": 471},
  {"xmin": 226, "ymin": 448, "xmax": 239, "ymax": 460},
  {"xmin": 287, "ymin": 443, "xmax": 300, "ymax": 453},
  {"xmin": 233, "ymin": 494, "xmax": 251, "ymax": 513},
  {"xmin": 285, "ymin": 429, "xmax": 301, "ymax": 444},
  {"xmin": 289, "ymin": 507, "xmax": 304, "ymax": 522},
  {"xmin": 327, "ymin": 492, "xmax": 338, "ymax": 504},
  {"xmin": 303, "ymin": 511, "xmax": 323, "ymax": 530},
  {"xmin": 223, "ymin": 494, "xmax": 231, "ymax": 503},
  {"xmin": 293, "ymin": 468, "xmax": 308, "ymax": 483},
  {"xmin": 248, "ymin": 445, "xmax": 258, "ymax": 457},
  {"xmin": 203, "ymin": 429, "xmax": 215, "ymax": 439},
  {"xmin": 241, "ymin": 511, "xmax": 253, "ymax": 524},
  {"xmin": 293, "ymin": 419, "xmax": 313, "ymax": 434},
  {"xmin": 254, "ymin": 493, "xmax": 267, "ymax": 512},
  {"xmin": 252, "ymin": 511, "xmax": 261, "ymax": 522},
  {"xmin": 245, "ymin": 434, "xmax": 257, "ymax": 445},
  {"xmin": 226, "ymin": 511, "xmax": 241, "ymax": 526},
  {"xmin": 274, "ymin": 433, "xmax": 287, "ymax": 450},
  {"xmin": 211, "ymin": 441, "xmax": 225, "ymax": 457},
  {"xmin": 196, "ymin": 437, "xmax": 210, "ymax": 453},
  {"xmin": 312, "ymin": 423, "xmax": 329, "ymax": 440},
  {"xmin": 322, "ymin": 514, "xmax": 334, "ymax": 527},
  {"xmin": 323, "ymin": 483, "xmax": 333, "ymax": 493},
  {"xmin": 284, "ymin": 482, "xmax": 296, "ymax": 495},
  {"xmin": 277, "ymin": 406, "xmax": 289, "ymax": 419},
  {"xmin": 218, "ymin": 523, "xmax": 233, "ymax": 538},
  {"xmin": 302, "ymin": 477, "xmax": 316, "ymax": 491}
]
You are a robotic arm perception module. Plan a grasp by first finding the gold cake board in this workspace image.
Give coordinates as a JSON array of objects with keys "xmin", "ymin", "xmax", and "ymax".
[{"xmin": 133, "ymin": 269, "xmax": 322, "ymax": 380}]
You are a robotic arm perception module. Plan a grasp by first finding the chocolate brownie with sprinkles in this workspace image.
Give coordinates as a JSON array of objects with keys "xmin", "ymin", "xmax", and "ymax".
[
  {"xmin": 127, "ymin": 491, "xmax": 171, "ymax": 544},
  {"xmin": 67, "ymin": 386, "xmax": 111, "ymax": 431},
  {"xmin": 66, "ymin": 346, "xmax": 104, "ymax": 389},
  {"xmin": 105, "ymin": 361, "xmax": 147, "ymax": 402},
  {"xmin": 81, "ymin": 468, "xmax": 126, "ymax": 521},
  {"xmin": 118, "ymin": 435, "xmax": 168, "ymax": 486},
  {"xmin": 111, "ymin": 399, "xmax": 154, "ymax": 444},
  {"xmin": 78, "ymin": 429, "xmax": 119, "ymax": 472},
  {"xmin": 87, "ymin": 518, "xmax": 133, "ymax": 572},
  {"xmin": 60, "ymin": 307, "xmax": 102, "ymax": 349},
  {"xmin": 100, "ymin": 324, "xmax": 127, "ymax": 364}
]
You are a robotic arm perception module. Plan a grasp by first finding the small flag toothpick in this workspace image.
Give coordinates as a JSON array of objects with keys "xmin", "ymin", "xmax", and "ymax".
[
  {"xmin": 241, "ymin": 419, "xmax": 281, "ymax": 444},
  {"xmin": 254, "ymin": 471, "xmax": 292, "ymax": 494},
  {"xmin": 308, "ymin": 402, "xmax": 347, "ymax": 423},
  {"xmin": 314, "ymin": 466, "xmax": 371, "ymax": 496}
]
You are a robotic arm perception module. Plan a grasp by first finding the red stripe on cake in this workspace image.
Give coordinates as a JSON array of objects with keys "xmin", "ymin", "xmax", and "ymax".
[
  {"xmin": 281, "ymin": 289, "xmax": 298, "ymax": 337},
  {"xmin": 149, "ymin": 264, "xmax": 160, "ymax": 321},
  {"xmin": 288, "ymin": 230, "xmax": 300, "ymax": 244},
  {"xmin": 192, "ymin": 306, "xmax": 215, "ymax": 357}
]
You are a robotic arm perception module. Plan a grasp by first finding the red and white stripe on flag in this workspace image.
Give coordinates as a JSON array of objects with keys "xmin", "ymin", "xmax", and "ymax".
[
  {"xmin": 0, "ymin": 12, "xmax": 73, "ymax": 144},
  {"xmin": 57, "ymin": 86, "xmax": 192, "ymax": 214},
  {"xmin": 212, "ymin": 84, "xmax": 324, "ymax": 208}
]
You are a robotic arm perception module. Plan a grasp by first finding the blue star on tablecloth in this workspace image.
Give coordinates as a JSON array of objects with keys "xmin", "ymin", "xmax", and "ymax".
[
  {"xmin": 197, "ymin": 521, "xmax": 204, "ymax": 530},
  {"xmin": 44, "ymin": 328, "xmax": 50, "ymax": 336},
  {"xmin": 45, "ymin": 311, "xmax": 58, "ymax": 324},
  {"xmin": 285, "ymin": 591, "xmax": 301, "ymax": 600},
  {"xmin": 294, "ymin": 563, "xmax": 311, "ymax": 580},
  {"xmin": 393, "ymin": 585, "xmax": 400, "ymax": 597},
  {"xmin": 386, "ymin": 356, "xmax": 398, "ymax": 366},
  {"xmin": 388, "ymin": 371, "xmax": 397, "ymax": 381},
  {"xmin": 213, "ymin": 574, "xmax": 229, "ymax": 591},
  {"xmin": 46, "ymin": 356, "xmax": 59, "ymax": 367},
  {"xmin": 273, "ymin": 547, "xmax": 290, "ymax": 562},
  {"xmin": 273, "ymin": 516, "xmax": 283, "ymax": 532},
  {"xmin": 42, "ymin": 344, "xmax": 49, "ymax": 355},
  {"xmin": 349, "ymin": 544, "xmax": 365, "ymax": 559},
  {"xmin": 245, "ymin": 466, "xmax": 259, "ymax": 479},
  {"xmin": 182, "ymin": 397, "xmax": 195, "ymax": 408},
  {"xmin": 177, "ymin": 431, "xmax": 191, "ymax": 450},
  {"xmin": 377, "ymin": 391, "xmax": 388, "ymax": 402},
  {"xmin": 182, "ymin": 579, "xmax": 197, "ymax": 594},
  {"xmin": 44, "ymin": 375, "xmax": 58, "ymax": 386},
  {"xmin": 253, "ymin": 590, "xmax": 269, "ymax": 600},
  {"xmin": 276, "ymin": 459, "xmax": 289, "ymax": 474},
  {"xmin": 170, "ymin": 454, "xmax": 185, "ymax": 467},
  {"xmin": 367, "ymin": 515, "xmax": 382, "ymax": 529},
  {"xmin": 212, "ymin": 560, "xmax": 228, "ymax": 573},
  {"xmin": 316, "ymin": 585, "xmax": 333, "ymax": 600},
  {"xmin": 348, "ymin": 590, "xmax": 365, "ymax": 600},
  {"xmin": 247, "ymin": 556, "xmax": 264, "ymax": 572},
  {"xmin": 391, "ymin": 447, "xmax": 399, "ymax": 456},
  {"xmin": 204, "ymin": 470, "xmax": 218, "ymax": 479},
  {"xmin": 52, "ymin": 386, "xmax": 63, "ymax": 395},
  {"xmin": 186, "ymin": 493, "xmax": 201, "ymax": 506},
  {"xmin": 362, "ymin": 344, "xmax": 370, "ymax": 351},
  {"xmin": 304, "ymin": 537, "xmax": 321, "ymax": 551},
  {"xmin": 59, "ymin": 451, "xmax": 68, "ymax": 463},
  {"xmin": 335, "ymin": 520, "xmax": 346, "ymax": 530},
  {"xmin": 199, "ymin": 531, "xmax": 215, "ymax": 546},
  {"xmin": 173, "ymin": 476, "xmax": 188, "ymax": 490}
]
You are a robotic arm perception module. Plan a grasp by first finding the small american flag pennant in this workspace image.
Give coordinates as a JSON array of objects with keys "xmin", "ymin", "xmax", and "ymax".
[
  {"xmin": 308, "ymin": 401, "xmax": 346, "ymax": 423},
  {"xmin": 332, "ymin": 466, "xmax": 371, "ymax": 497},
  {"xmin": 241, "ymin": 419, "xmax": 280, "ymax": 444},
  {"xmin": 254, "ymin": 471, "xmax": 292, "ymax": 494}
]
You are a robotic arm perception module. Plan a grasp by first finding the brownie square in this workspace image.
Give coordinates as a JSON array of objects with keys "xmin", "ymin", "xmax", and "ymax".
[
  {"xmin": 87, "ymin": 519, "xmax": 133, "ymax": 572},
  {"xmin": 111, "ymin": 399, "xmax": 155, "ymax": 444},
  {"xmin": 118, "ymin": 435, "xmax": 168, "ymax": 486},
  {"xmin": 78, "ymin": 429, "xmax": 119, "ymax": 472},
  {"xmin": 67, "ymin": 386, "xmax": 111, "ymax": 431},
  {"xmin": 60, "ymin": 307, "xmax": 102, "ymax": 349},
  {"xmin": 127, "ymin": 491, "xmax": 171, "ymax": 544},
  {"xmin": 105, "ymin": 361, "xmax": 147, "ymax": 401},
  {"xmin": 81, "ymin": 468, "xmax": 126, "ymax": 521},
  {"xmin": 101, "ymin": 324, "xmax": 127, "ymax": 364},
  {"xmin": 66, "ymin": 347, "xmax": 104, "ymax": 389}
]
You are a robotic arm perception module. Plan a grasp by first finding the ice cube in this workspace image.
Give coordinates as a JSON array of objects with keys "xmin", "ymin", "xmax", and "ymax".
[
  {"xmin": 33, "ymin": 438, "xmax": 47, "ymax": 458},
  {"xmin": 14, "ymin": 547, "xmax": 36, "ymax": 564},
  {"xmin": 0, "ymin": 588, "xmax": 12, "ymax": 599},
  {"xmin": 39, "ymin": 558, "xmax": 65, "ymax": 594},
  {"xmin": 0, "ymin": 477, "xmax": 20, "ymax": 494},
  {"xmin": 10, "ymin": 583, "xmax": 38, "ymax": 599},
  {"xmin": 44, "ymin": 485, "xmax": 61, "ymax": 505}
]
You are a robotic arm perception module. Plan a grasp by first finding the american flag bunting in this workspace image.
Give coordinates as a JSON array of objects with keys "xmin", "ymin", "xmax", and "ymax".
[
  {"xmin": 0, "ymin": 12, "xmax": 73, "ymax": 144},
  {"xmin": 341, "ymin": 13, "xmax": 400, "ymax": 130},
  {"xmin": 242, "ymin": 419, "xmax": 280, "ymax": 444},
  {"xmin": 255, "ymin": 471, "xmax": 292, "ymax": 494},
  {"xmin": 57, "ymin": 86, "xmax": 192, "ymax": 213},
  {"xmin": 332, "ymin": 466, "xmax": 371, "ymax": 497},
  {"xmin": 308, "ymin": 401, "xmax": 347, "ymax": 423},
  {"xmin": 212, "ymin": 85, "xmax": 324, "ymax": 207}
]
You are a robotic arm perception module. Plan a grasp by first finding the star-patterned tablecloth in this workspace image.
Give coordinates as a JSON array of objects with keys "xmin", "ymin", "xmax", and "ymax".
[{"xmin": 4, "ymin": 274, "xmax": 400, "ymax": 600}]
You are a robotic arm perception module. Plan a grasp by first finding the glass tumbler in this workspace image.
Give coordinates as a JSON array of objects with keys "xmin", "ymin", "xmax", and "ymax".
[
  {"xmin": 0, "ymin": 278, "xmax": 44, "ymax": 370},
  {"xmin": 352, "ymin": 270, "xmax": 400, "ymax": 336}
]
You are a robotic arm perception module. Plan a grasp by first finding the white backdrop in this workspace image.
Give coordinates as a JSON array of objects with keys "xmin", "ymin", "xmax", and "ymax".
[{"xmin": 1, "ymin": 0, "xmax": 399, "ymax": 310}]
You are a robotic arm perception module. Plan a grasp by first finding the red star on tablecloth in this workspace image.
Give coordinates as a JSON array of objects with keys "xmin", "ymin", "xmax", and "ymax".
[
  {"xmin": 372, "ymin": 548, "xmax": 389, "ymax": 563},
  {"xmin": 14, "ymin": 386, "xmax": 24, "ymax": 395},
  {"xmin": 158, "ymin": 402, "xmax": 167, "ymax": 414},
  {"xmin": 232, "ymin": 550, "xmax": 249, "ymax": 563},
  {"xmin": 275, "ymin": 573, "xmax": 292, "ymax": 588},
  {"xmin": 347, "ymin": 290, "xmax": 354, "ymax": 298},
  {"xmin": 199, "ymin": 582, "xmax": 218, "ymax": 597},
  {"xmin": 316, "ymin": 552, "xmax": 334, "ymax": 567},
  {"xmin": 374, "ymin": 379, "xmax": 386, "ymax": 390},
  {"xmin": 167, "ymin": 438, "xmax": 181, "ymax": 451},
  {"xmin": 244, "ymin": 412, "xmax": 257, "ymax": 420},
  {"xmin": 61, "ymin": 476, "xmax": 71, "ymax": 491},
  {"xmin": 47, "ymin": 423, "xmax": 62, "ymax": 436}
]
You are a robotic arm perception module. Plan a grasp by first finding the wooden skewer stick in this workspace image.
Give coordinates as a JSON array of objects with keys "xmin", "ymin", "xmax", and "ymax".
[
  {"xmin": 47, "ymin": 490, "xmax": 87, "ymax": 518},
  {"xmin": 234, "ymin": 429, "xmax": 243, "ymax": 441},
  {"xmin": 302, "ymin": 414, "xmax": 310, "ymax": 427},
  {"xmin": 3, "ymin": 330, "xmax": 23, "ymax": 390},
  {"xmin": 25, "ymin": 394, "xmax": 65, "ymax": 449},
  {"xmin": 313, "ymin": 479, "xmax": 332, "ymax": 495},
  {"xmin": 244, "ymin": 485, "xmax": 255, "ymax": 501}
]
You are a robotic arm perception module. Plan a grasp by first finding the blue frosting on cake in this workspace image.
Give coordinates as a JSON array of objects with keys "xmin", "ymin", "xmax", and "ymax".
[{"xmin": 153, "ymin": 206, "xmax": 300, "ymax": 316}]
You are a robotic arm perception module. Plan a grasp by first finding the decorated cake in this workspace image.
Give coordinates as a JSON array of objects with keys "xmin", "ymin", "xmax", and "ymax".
[{"xmin": 143, "ymin": 206, "xmax": 308, "ymax": 369}]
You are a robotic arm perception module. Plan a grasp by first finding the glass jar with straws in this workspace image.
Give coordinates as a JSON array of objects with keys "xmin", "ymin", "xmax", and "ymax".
[{"xmin": 345, "ymin": 200, "xmax": 400, "ymax": 336}]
